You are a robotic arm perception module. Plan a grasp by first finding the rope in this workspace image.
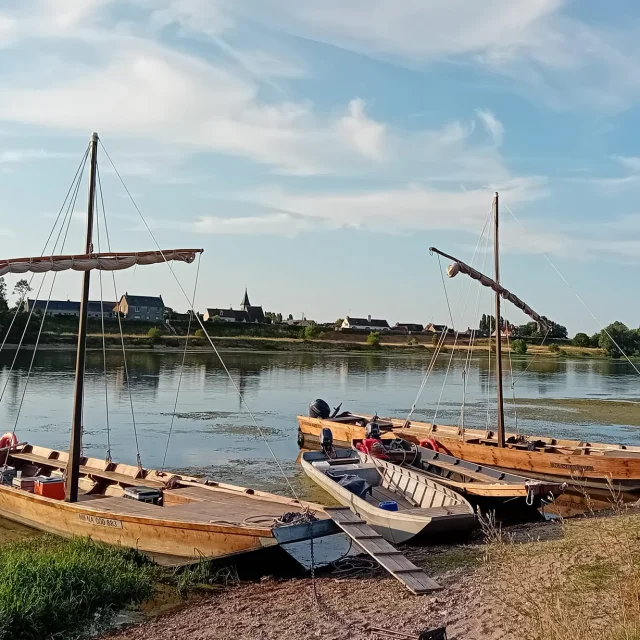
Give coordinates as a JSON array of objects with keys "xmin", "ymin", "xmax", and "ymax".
[
  {"xmin": 10, "ymin": 163, "xmax": 82, "ymax": 440},
  {"xmin": 432, "ymin": 209, "xmax": 492, "ymax": 425},
  {"xmin": 96, "ymin": 162, "xmax": 142, "ymax": 469},
  {"xmin": 504, "ymin": 202, "xmax": 640, "ymax": 377},
  {"xmin": 0, "ymin": 153, "xmax": 87, "ymax": 407},
  {"xmin": 437, "ymin": 254, "xmax": 455, "ymax": 330},
  {"xmin": 94, "ymin": 177, "xmax": 111, "ymax": 463},
  {"xmin": 99, "ymin": 141, "xmax": 302, "ymax": 504},
  {"xmin": 504, "ymin": 327, "xmax": 519, "ymax": 434},
  {"xmin": 161, "ymin": 252, "xmax": 201, "ymax": 470},
  {"xmin": 0, "ymin": 145, "xmax": 90, "ymax": 357}
]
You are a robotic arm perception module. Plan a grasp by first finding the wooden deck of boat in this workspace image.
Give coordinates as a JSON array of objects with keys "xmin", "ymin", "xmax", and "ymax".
[{"xmin": 79, "ymin": 486, "xmax": 312, "ymax": 524}]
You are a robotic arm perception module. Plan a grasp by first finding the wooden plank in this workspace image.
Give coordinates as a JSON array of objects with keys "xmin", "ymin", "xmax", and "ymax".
[{"xmin": 325, "ymin": 507, "xmax": 440, "ymax": 595}]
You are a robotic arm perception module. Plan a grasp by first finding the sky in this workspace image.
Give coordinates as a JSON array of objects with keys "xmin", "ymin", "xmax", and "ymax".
[{"xmin": 2, "ymin": 1, "xmax": 640, "ymax": 334}]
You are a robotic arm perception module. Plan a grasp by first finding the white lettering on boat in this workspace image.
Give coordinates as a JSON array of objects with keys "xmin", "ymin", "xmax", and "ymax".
[
  {"xmin": 78, "ymin": 514, "xmax": 123, "ymax": 528},
  {"xmin": 550, "ymin": 463, "xmax": 594, "ymax": 472}
]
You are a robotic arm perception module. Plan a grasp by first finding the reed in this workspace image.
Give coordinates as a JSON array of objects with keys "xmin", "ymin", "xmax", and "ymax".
[{"xmin": 0, "ymin": 535, "xmax": 156, "ymax": 640}]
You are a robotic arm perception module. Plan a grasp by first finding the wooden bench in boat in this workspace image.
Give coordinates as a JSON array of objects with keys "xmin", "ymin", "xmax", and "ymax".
[
  {"xmin": 425, "ymin": 459, "xmax": 507, "ymax": 484},
  {"xmin": 10, "ymin": 451, "xmax": 164, "ymax": 488}
]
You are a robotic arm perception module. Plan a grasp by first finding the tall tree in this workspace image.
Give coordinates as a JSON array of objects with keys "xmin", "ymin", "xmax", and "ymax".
[
  {"xmin": 13, "ymin": 278, "xmax": 32, "ymax": 301},
  {"xmin": 0, "ymin": 278, "xmax": 8, "ymax": 313}
]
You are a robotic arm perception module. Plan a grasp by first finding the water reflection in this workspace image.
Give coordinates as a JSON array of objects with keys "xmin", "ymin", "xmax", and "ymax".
[{"xmin": 0, "ymin": 349, "xmax": 638, "ymax": 487}]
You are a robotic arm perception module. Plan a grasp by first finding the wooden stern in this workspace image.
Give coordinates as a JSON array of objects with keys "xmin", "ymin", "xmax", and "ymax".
[{"xmin": 325, "ymin": 506, "xmax": 441, "ymax": 595}]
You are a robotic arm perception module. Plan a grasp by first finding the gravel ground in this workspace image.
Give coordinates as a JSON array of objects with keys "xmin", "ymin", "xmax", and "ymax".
[{"xmin": 102, "ymin": 544, "xmax": 511, "ymax": 640}]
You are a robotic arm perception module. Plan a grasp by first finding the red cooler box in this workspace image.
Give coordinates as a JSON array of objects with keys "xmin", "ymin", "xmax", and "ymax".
[{"xmin": 34, "ymin": 477, "xmax": 65, "ymax": 500}]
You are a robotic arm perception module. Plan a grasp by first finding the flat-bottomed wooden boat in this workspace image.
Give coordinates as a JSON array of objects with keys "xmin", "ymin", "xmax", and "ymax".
[{"xmin": 301, "ymin": 448, "xmax": 475, "ymax": 544}]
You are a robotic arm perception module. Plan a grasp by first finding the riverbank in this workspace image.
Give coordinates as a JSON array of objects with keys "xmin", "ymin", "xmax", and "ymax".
[
  {"xmin": 5, "ymin": 333, "xmax": 607, "ymax": 359},
  {"xmin": 102, "ymin": 506, "xmax": 640, "ymax": 640}
]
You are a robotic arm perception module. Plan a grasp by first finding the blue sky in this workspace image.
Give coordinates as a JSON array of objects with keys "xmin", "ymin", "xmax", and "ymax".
[{"xmin": 2, "ymin": 1, "xmax": 640, "ymax": 334}]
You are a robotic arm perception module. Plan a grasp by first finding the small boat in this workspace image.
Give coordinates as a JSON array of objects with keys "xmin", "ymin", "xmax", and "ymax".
[
  {"xmin": 300, "ymin": 448, "xmax": 476, "ymax": 544},
  {"xmin": 2, "ymin": 443, "xmax": 336, "ymax": 564},
  {"xmin": 351, "ymin": 437, "xmax": 566, "ymax": 521}
]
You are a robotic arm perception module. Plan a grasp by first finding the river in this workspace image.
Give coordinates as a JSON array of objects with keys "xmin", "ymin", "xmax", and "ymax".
[{"xmin": 1, "ymin": 348, "xmax": 640, "ymax": 501}]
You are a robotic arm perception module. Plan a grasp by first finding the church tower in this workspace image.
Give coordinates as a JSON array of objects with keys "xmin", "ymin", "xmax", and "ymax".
[{"xmin": 240, "ymin": 288, "xmax": 251, "ymax": 311}]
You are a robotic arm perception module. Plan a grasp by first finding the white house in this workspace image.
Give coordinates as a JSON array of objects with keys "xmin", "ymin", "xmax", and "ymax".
[{"xmin": 341, "ymin": 315, "xmax": 390, "ymax": 331}]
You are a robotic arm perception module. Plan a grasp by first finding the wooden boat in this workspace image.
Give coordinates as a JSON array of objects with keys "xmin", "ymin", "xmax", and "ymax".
[
  {"xmin": 1, "ymin": 443, "xmax": 336, "ymax": 564},
  {"xmin": 350, "ymin": 438, "xmax": 566, "ymax": 520},
  {"xmin": 300, "ymin": 448, "xmax": 475, "ymax": 544},
  {"xmin": 298, "ymin": 412, "xmax": 640, "ymax": 492},
  {"xmin": 298, "ymin": 193, "xmax": 640, "ymax": 496},
  {"xmin": 0, "ymin": 132, "xmax": 337, "ymax": 563}
]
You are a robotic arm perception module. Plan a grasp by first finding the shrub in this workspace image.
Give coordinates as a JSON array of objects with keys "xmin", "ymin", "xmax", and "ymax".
[
  {"xmin": 406, "ymin": 336, "xmax": 420, "ymax": 346},
  {"xmin": 147, "ymin": 327, "xmax": 163, "ymax": 342},
  {"xmin": 572, "ymin": 332, "xmax": 591, "ymax": 348},
  {"xmin": 303, "ymin": 323, "xmax": 321, "ymax": 340},
  {"xmin": 511, "ymin": 339, "xmax": 528, "ymax": 355},
  {"xmin": 367, "ymin": 331, "xmax": 381, "ymax": 348},
  {"xmin": 194, "ymin": 328, "xmax": 205, "ymax": 338},
  {"xmin": 548, "ymin": 343, "xmax": 560, "ymax": 353}
]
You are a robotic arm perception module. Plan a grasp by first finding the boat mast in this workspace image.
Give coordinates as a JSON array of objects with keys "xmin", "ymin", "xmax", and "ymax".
[
  {"xmin": 493, "ymin": 191, "xmax": 505, "ymax": 448},
  {"xmin": 65, "ymin": 132, "xmax": 99, "ymax": 502}
]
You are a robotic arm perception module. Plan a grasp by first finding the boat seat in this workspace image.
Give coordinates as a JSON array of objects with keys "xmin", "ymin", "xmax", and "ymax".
[
  {"xmin": 426, "ymin": 460, "xmax": 504, "ymax": 484},
  {"xmin": 10, "ymin": 452, "xmax": 164, "ymax": 488},
  {"xmin": 407, "ymin": 504, "xmax": 472, "ymax": 517}
]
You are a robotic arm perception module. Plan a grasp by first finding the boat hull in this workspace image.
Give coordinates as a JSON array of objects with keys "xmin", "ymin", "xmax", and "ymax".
[
  {"xmin": 297, "ymin": 416, "xmax": 640, "ymax": 492},
  {"xmin": 300, "ymin": 451, "xmax": 475, "ymax": 544}
]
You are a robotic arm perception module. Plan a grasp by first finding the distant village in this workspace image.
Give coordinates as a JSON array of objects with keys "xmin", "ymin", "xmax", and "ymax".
[{"xmin": 25, "ymin": 287, "xmax": 532, "ymax": 338}]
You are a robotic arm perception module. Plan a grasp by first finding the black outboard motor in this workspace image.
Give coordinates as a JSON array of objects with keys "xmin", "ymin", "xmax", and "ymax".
[
  {"xmin": 365, "ymin": 421, "xmax": 381, "ymax": 439},
  {"xmin": 320, "ymin": 427, "xmax": 334, "ymax": 455},
  {"xmin": 309, "ymin": 398, "xmax": 331, "ymax": 419}
]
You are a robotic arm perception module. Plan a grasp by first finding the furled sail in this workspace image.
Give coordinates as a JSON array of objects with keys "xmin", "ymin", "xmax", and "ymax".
[
  {"xmin": 0, "ymin": 249, "xmax": 203, "ymax": 277},
  {"xmin": 429, "ymin": 247, "xmax": 552, "ymax": 331}
]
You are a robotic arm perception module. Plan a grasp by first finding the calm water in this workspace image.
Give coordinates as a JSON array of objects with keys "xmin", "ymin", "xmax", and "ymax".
[{"xmin": 1, "ymin": 348, "xmax": 640, "ymax": 497}]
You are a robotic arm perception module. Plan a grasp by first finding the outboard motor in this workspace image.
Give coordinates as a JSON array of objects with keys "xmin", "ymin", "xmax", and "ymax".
[
  {"xmin": 309, "ymin": 398, "xmax": 331, "ymax": 419},
  {"xmin": 320, "ymin": 427, "xmax": 334, "ymax": 455},
  {"xmin": 365, "ymin": 421, "xmax": 382, "ymax": 440}
]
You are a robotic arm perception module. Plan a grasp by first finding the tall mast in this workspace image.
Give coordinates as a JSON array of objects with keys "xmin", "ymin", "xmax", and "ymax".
[
  {"xmin": 65, "ymin": 132, "xmax": 99, "ymax": 502},
  {"xmin": 493, "ymin": 191, "xmax": 505, "ymax": 448}
]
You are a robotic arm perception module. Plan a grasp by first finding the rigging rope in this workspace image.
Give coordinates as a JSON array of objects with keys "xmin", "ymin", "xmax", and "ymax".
[
  {"xmin": 96, "ymin": 162, "xmax": 142, "ymax": 469},
  {"xmin": 432, "ymin": 209, "xmax": 492, "ymax": 425},
  {"xmin": 437, "ymin": 254, "xmax": 455, "ymax": 330},
  {"xmin": 94, "ymin": 177, "xmax": 111, "ymax": 462},
  {"xmin": 161, "ymin": 252, "xmax": 201, "ymax": 471},
  {"xmin": 504, "ymin": 202, "xmax": 640, "ymax": 377},
  {"xmin": 504, "ymin": 315, "xmax": 519, "ymax": 434},
  {"xmin": 0, "ymin": 153, "xmax": 87, "ymax": 407},
  {"xmin": 0, "ymin": 145, "xmax": 90, "ymax": 358},
  {"xmin": 99, "ymin": 141, "xmax": 302, "ymax": 504},
  {"xmin": 11, "ymin": 161, "xmax": 84, "ymax": 440}
]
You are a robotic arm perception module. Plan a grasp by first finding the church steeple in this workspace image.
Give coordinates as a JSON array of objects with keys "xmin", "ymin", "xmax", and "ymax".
[{"xmin": 240, "ymin": 287, "xmax": 251, "ymax": 311}]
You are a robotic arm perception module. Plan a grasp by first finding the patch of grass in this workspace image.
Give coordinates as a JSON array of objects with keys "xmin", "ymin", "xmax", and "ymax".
[
  {"xmin": 571, "ymin": 561, "xmax": 615, "ymax": 591},
  {"xmin": 174, "ymin": 559, "xmax": 239, "ymax": 597},
  {"xmin": 0, "ymin": 535, "xmax": 157, "ymax": 640},
  {"xmin": 427, "ymin": 547, "xmax": 483, "ymax": 574}
]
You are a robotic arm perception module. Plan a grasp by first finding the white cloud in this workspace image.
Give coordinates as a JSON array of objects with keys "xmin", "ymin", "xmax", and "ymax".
[
  {"xmin": 476, "ymin": 110, "xmax": 504, "ymax": 147},
  {"xmin": 338, "ymin": 98, "xmax": 387, "ymax": 161},
  {"xmin": 0, "ymin": 149, "xmax": 75, "ymax": 163},
  {"xmin": 193, "ymin": 212, "xmax": 316, "ymax": 236}
]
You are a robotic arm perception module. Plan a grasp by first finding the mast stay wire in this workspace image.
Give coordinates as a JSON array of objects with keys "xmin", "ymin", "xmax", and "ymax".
[
  {"xmin": 504, "ymin": 202, "xmax": 640, "ymax": 377},
  {"xmin": 0, "ymin": 144, "xmax": 90, "ymax": 358},
  {"xmin": 96, "ymin": 161, "xmax": 143, "ymax": 469},
  {"xmin": 162, "ymin": 252, "xmax": 201, "ymax": 471},
  {"xmin": 10, "ymin": 162, "xmax": 86, "ymax": 441},
  {"xmin": 459, "ymin": 221, "xmax": 492, "ymax": 435},
  {"xmin": 93, "ymin": 171, "xmax": 111, "ymax": 463},
  {"xmin": 99, "ymin": 141, "xmax": 302, "ymax": 504},
  {"xmin": 0, "ymin": 153, "xmax": 88, "ymax": 407},
  {"xmin": 432, "ymin": 208, "xmax": 492, "ymax": 425}
]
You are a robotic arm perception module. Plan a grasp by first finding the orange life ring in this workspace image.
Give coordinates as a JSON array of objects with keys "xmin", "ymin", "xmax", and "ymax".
[
  {"xmin": 0, "ymin": 432, "xmax": 18, "ymax": 450},
  {"xmin": 419, "ymin": 438, "xmax": 439, "ymax": 452}
]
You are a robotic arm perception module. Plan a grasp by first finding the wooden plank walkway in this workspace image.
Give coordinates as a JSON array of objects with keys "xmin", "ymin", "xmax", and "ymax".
[{"xmin": 325, "ymin": 506, "xmax": 441, "ymax": 595}]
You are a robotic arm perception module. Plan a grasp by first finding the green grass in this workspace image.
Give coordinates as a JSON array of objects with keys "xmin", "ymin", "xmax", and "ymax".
[{"xmin": 0, "ymin": 535, "xmax": 157, "ymax": 640}]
